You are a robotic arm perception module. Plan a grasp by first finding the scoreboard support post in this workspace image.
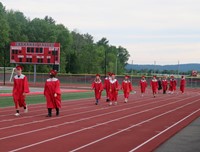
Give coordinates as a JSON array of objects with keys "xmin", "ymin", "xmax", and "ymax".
[{"xmin": 34, "ymin": 64, "xmax": 36, "ymax": 84}]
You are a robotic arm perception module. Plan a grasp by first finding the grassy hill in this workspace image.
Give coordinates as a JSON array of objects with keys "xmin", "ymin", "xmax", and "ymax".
[{"xmin": 126, "ymin": 63, "xmax": 200, "ymax": 72}]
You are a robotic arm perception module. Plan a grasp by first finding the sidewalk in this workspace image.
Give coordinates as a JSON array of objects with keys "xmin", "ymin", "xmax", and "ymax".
[{"xmin": 154, "ymin": 117, "xmax": 200, "ymax": 152}]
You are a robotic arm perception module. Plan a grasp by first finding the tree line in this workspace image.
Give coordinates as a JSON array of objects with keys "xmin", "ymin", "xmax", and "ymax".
[{"xmin": 0, "ymin": 2, "xmax": 130, "ymax": 74}]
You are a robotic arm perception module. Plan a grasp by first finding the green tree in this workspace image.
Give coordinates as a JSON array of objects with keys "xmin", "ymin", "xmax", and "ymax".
[{"xmin": 0, "ymin": 2, "xmax": 9, "ymax": 67}]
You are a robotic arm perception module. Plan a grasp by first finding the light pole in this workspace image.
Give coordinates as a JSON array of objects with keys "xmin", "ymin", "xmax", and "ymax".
[
  {"xmin": 131, "ymin": 60, "xmax": 133, "ymax": 82},
  {"xmin": 53, "ymin": 48, "xmax": 56, "ymax": 70},
  {"xmin": 115, "ymin": 53, "xmax": 119, "ymax": 75},
  {"xmin": 3, "ymin": 47, "xmax": 6, "ymax": 85},
  {"xmin": 104, "ymin": 49, "xmax": 107, "ymax": 78}
]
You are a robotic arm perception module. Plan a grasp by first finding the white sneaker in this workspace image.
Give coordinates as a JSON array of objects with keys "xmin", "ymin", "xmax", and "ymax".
[
  {"xmin": 24, "ymin": 105, "xmax": 28, "ymax": 113},
  {"xmin": 114, "ymin": 102, "xmax": 118, "ymax": 105},
  {"xmin": 15, "ymin": 113, "xmax": 20, "ymax": 116},
  {"xmin": 124, "ymin": 98, "xmax": 128, "ymax": 103},
  {"xmin": 109, "ymin": 102, "xmax": 112, "ymax": 106}
]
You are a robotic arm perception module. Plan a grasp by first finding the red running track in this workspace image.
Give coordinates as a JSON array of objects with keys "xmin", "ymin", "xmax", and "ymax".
[{"xmin": 0, "ymin": 88, "xmax": 200, "ymax": 152}]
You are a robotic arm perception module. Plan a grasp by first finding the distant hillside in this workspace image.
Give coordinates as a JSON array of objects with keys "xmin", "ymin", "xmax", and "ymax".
[{"xmin": 126, "ymin": 63, "xmax": 200, "ymax": 72}]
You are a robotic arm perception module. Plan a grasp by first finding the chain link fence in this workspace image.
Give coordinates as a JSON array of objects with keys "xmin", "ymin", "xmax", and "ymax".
[{"xmin": 0, "ymin": 72, "xmax": 200, "ymax": 88}]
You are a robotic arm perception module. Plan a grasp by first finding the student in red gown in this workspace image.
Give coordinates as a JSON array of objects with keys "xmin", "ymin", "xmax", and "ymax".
[
  {"xmin": 91, "ymin": 74, "xmax": 103, "ymax": 105},
  {"xmin": 108, "ymin": 73, "xmax": 119, "ymax": 106},
  {"xmin": 139, "ymin": 76, "xmax": 148, "ymax": 97},
  {"xmin": 169, "ymin": 75, "xmax": 177, "ymax": 94},
  {"xmin": 162, "ymin": 76, "xmax": 168, "ymax": 94},
  {"xmin": 150, "ymin": 75, "xmax": 158, "ymax": 98},
  {"xmin": 121, "ymin": 75, "xmax": 133, "ymax": 103},
  {"xmin": 44, "ymin": 70, "xmax": 61, "ymax": 117},
  {"xmin": 12, "ymin": 65, "xmax": 30, "ymax": 116},
  {"xmin": 180, "ymin": 75, "xmax": 186, "ymax": 94},
  {"xmin": 104, "ymin": 72, "xmax": 111, "ymax": 102}
]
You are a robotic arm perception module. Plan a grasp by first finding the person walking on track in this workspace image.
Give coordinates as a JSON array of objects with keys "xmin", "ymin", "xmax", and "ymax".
[
  {"xmin": 121, "ymin": 75, "xmax": 133, "ymax": 103},
  {"xmin": 104, "ymin": 72, "xmax": 111, "ymax": 102},
  {"xmin": 180, "ymin": 75, "xmax": 186, "ymax": 94},
  {"xmin": 108, "ymin": 73, "xmax": 119, "ymax": 106},
  {"xmin": 150, "ymin": 75, "xmax": 158, "ymax": 98},
  {"xmin": 91, "ymin": 74, "xmax": 103, "ymax": 105},
  {"xmin": 139, "ymin": 76, "xmax": 148, "ymax": 97},
  {"xmin": 12, "ymin": 65, "xmax": 30, "ymax": 116},
  {"xmin": 44, "ymin": 69, "xmax": 61, "ymax": 117}
]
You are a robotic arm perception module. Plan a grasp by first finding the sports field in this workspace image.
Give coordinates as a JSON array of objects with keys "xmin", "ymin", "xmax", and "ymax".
[{"xmin": 0, "ymin": 87, "xmax": 200, "ymax": 152}]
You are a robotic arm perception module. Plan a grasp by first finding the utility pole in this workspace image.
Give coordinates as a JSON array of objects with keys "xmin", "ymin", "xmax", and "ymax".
[
  {"xmin": 3, "ymin": 47, "xmax": 6, "ymax": 85},
  {"xmin": 131, "ymin": 60, "xmax": 133, "ymax": 82},
  {"xmin": 104, "ymin": 49, "xmax": 107, "ymax": 78},
  {"xmin": 154, "ymin": 61, "xmax": 156, "ymax": 75}
]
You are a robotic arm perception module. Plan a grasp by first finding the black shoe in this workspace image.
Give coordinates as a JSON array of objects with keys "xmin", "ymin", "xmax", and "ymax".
[
  {"xmin": 47, "ymin": 108, "xmax": 52, "ymax": 117},
  {"xmin": 106, "ymin": 99, "xmax": 110, "ymax": 102},
  {"xmin": 56, "ymin": 108, "xmax": 59, "ymax": 116}
]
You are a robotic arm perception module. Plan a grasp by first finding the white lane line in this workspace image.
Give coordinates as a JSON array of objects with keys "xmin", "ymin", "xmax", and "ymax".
[
  {"xmin": 0, "ymin": 94, "xmax": 197, "ymax": 138},
  {"xmin": 8, "ymin": 99, "xmax": 200, "ymax": 152},
  {"xmin": 129, "ymin": 108, "xmax": 200, "ymax": 152},
  {"xmin": 0, "ymin": 94, "xmax": 166, "ymax": 128},
  {"xmin": 0, "ymin": 93, "xmax": 192, "ymax": 126},
  {"xmin": 0, "ymin": 97, "xmax": 175, "ymax": 139},
  {"xmin": 0, "ymin": 97, "xmax": 95, "ymax": 115},
  {"xmin": 69, "ymin": 99, "xmax": 200, "ymax": 152},
  {"xmin": 0, "ymin": 103, "xmax": 94, "ymax": 123},
  {"xmin": 0, "ymin": 94, "xmax": 189, "ymax": 131}
]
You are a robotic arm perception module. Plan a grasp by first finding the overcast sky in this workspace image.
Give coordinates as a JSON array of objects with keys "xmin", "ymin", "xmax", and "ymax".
[{"xmin": 1, "ymin": 0, "xmax": 200, "ymax": 65}]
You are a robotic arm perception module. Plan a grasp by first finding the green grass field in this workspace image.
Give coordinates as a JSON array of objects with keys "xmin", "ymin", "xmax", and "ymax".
[
  {"xmin": 0, "ymin": 91, "xmax": 114, "ymax": 107},
  {"xmin": 0, "ymin": 90, "xmax": 12, "ymax": 93}
]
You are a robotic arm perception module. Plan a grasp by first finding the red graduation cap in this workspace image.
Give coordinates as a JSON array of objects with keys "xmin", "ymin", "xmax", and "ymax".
[
  {"xmin": 15, "ymin": 65, "xmax": 23, "ymax": 70},
  {"xmin": 49, "ymin": 69, "xmax": 57, "ymax": 76},
  {"xmin": 111, "ymin": 73, "xmax": 115, "ymax": 76},
  {"xmin": 125, "ymin": 75, "xmax": 130, "ymax": 78},
  {"xmin": 107, "ymin": 72, "xmax": 112, "ymax": 76}
]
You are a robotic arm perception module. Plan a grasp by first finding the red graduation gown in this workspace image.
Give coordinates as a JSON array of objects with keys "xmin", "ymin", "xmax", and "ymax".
[
  {"xmin": 108, "ymin": 79, "xmax": 119, "ymax": 101},
  {"xmin": 162, "ymin": 79, "xmax": 168, "ymax": 91},
  {"xmin": 140, "ymin": 79, "xmax": 147, "ymax": 93},
  {"xmin": 44, "ymin": 78, "xmax": 61, "ymax": 109},
  {"xmin": 151, "ymin": 79, "xmax": 158, "ymax": 93},
  {"xmin": 12, "ymin": 74, "xmax": 30, "ymax": 109},
  {"xmin": 121, "ymin": 80, "xmax": 133, "ymax": 98},
  {"xmin": 169, "ymin": 79, "xmax": 177, "ymax": 91},
  {"xmin": 180, "ymin": 78, "xmax": 186, "ymax": 93},
  {"xmin": 91, "ymin": 80, "xmax": 103, "ymax": 100}
]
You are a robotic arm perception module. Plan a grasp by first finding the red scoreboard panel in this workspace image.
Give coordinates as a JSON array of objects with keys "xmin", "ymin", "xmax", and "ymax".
[{"xmin": 10, "ymin": 42, "xmax": 60, "ymax": 65}]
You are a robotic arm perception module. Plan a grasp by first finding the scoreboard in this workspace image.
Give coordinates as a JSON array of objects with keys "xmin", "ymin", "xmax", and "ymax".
[{"xmin": 10, "ymin": 42, "xmax": 60, "ymax": 65}]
